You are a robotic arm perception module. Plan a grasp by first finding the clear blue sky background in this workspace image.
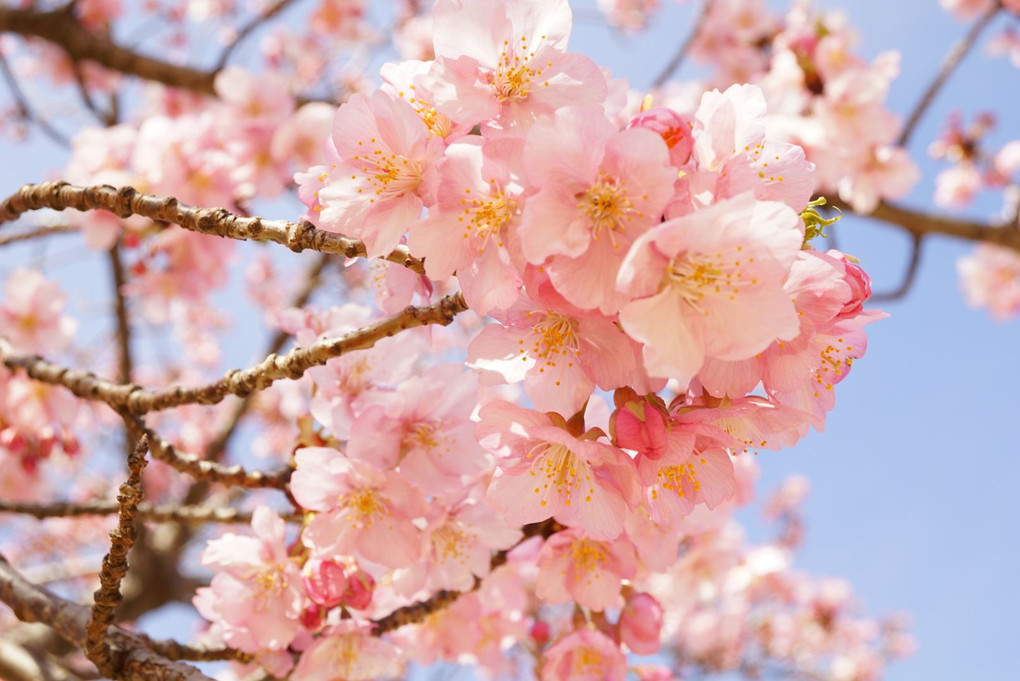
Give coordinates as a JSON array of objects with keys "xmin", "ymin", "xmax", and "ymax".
[{"xmin": 1, "ymin": 2, "xmax": 1017, "ymax": 680}]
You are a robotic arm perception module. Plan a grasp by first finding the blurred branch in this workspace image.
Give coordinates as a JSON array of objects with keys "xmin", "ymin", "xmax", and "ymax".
[
  {"xmin": 826, "ymin": 195, "xmax": 1020, "ymax": 253},
  {"xmin": 0, "ymin": 4, "xmax": 218, "ymax": 97},
  {"xmin": 0, "ymin": 51, "xmax": 69, "ymax": 147},
  {"xmin": 203, "ymin": 252, "xmax": 329, "ymax": 462},
  {"xmin": 897, "ymin": 2, "xmax": 1001, "ymax": 148},
  {"xmin": 0, "ymin": 639, "xmax": 87, "ymax": 681},
  {"xmin": 0, "ymin": 291, "xmax": 467, "ymax": 415},
  {"xmin": 215, "ymin": 0, "xmax": 299, "ymax": 71},
  {"xmin": 0, "ymin": 182, "xmax": 425, "ymax": 274},
  {"xmin": 108, "ymin": 242, "xmax": 133, "ymax": 384},
  {"xmin": 0, "ymin": 499, "xmax": 301, "ymax": 524},
  {"xmin": 0, "ymin": 223, "xmax": 77, "ymax": 246},
  {"xmin": 0, "ymin": 552, "xmax": 218, "ymax": 681},
  {"xmin": 85, "ymin": 436, "xmax": 148, "ymax": 677},
  {"xmin": 871, "ymin": 233, "xmax": 924, "ymax": 302},
  {"xmin": 651, "ymin": 0, "xmax": 711, "ymax": 88}
]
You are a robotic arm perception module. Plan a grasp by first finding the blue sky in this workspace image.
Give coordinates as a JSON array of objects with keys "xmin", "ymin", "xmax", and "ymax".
[{"xmin": 1, "ymin": 2, "xmax": 1017, "ymax": 680}]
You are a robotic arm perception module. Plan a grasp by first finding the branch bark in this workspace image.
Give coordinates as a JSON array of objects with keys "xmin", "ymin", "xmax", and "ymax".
[
  {"xmin": 0, "ymin": 553, "xmax": 217, "ymax": 681},
  {"xmin": 0, "ymin": 499, "xmax": 301, "ymax": 524},
  {"xmin": 0, "ymin": 182, "xmax": 425, "ymax": 274},
  {"xmin": 0, "ymin": 292, "xmax": 467, "ymax": 415}
]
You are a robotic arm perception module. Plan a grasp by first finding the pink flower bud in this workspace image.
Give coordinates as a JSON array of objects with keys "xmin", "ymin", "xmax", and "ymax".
[
  {"xmin": 301, "ymin": 602, "xmax": 327, "ymax": 630},
  {"xmin": 0, "ymin": 427, "xmax": 25, "ymax": 455},
  {"xmin": 531, "ymin": 620, "xmax": 551, "ymax": 646},
  {"xmin": 634, "ymin": 666, "xmax": 675, "ymax": 681},
  {"xmin": 838, "ymin": 254, "xmax": 873, "ymax": 316},
  {"xmin": 343, "ymin": 568, "xmax": 375, "ymax": 610},
  {"xmin": 302, "ymin": 558, "xmax": 347, "ymax": 608},
  {"xmin": 628, "ymin": 106, "xmax": 694, "ymax": 166},
  {"xmin": 619, "ymin": 592, "xmax": 663, "ymax": 655}
]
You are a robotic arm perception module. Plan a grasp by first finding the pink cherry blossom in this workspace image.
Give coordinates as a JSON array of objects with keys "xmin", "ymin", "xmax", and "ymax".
[
  {"xmin": 291, "ymin": 621, "xmax": 401, "ymax": 681},
  {"xmin": 193, "ymin": 508, "xmax": 305, "ymax": 655},
  {"xmin": 958, "ymin": 244, "xmax": 1020, "ymax": 320},
  {"xmin": 540, "ymin": 629, "xmax": 627, "ymax": 681},
  {"xmin": 618, "ymin": 193, "xmax": 803, "ymax": 386},
  {"xmin": 477, "ymin": 401, "xmax": 639, "ymax": 540},
  {"xmin": 519, "ymin": 106, "xmax": 676, "ymax": 313},
  {"xmin": 426, "ymin": 0, "xmax": 608, "ymax": 131},
  {"xmin": 0, "ymin": 268, "xmax": 77, "ymax": 355},
  {"xmin": 619, "ymin": 591, "xmax": 664, "ymax": 654},
  {"xmin": 535, "ymin": 528, "xmax": 638, "ymax": 611},
  {"xmin": 317, "ymin": 90, "xmax": 443, "ymax": 257},
  {"xmin": 291, "ymin": 447, "xmax": 428, "ymax": 568}
]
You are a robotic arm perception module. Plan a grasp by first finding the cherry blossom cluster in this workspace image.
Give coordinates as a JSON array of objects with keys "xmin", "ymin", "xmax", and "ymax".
[{"xmin": 182, "ymin": 0, "xmax": 889, "ymax": 678}]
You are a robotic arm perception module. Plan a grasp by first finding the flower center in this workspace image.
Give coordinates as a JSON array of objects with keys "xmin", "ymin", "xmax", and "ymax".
[
  {"xmin": 577, "ymin": 175, "xmax": 635, "ymax": 246},
  {"xmin": 340, "ymin": 489, "xmax": 390, "ymax": 527},
  {"xmin": 524, "ymin": 442, "xmax": 595, "ymax": 507},
  {"xmin": 460, "ymin": 191, "xmax": 517, "ymax": 252},
  {"xmin": 492, "ymin": 39, "xmax": 544, "ymax": 101},
  {"xmin": 351, "ymin": 140, "xmax": 423, "ymax": 199}
]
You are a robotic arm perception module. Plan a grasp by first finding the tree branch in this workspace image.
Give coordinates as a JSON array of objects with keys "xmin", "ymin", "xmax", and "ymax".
[
  {"xmin": 0, "ymin": 50, "xmax": 69, "ymax": 147},
  {"xmin": 871, "ymin": 233, "xmax": 924, "ymax": 302},
  {"xmin": 897, "ymin": 2, "xmax": 1001, "ymax": 148},
  {"xmin": 125, "ymin": 417, "xmax": 293, "ymax": 490},
  {"xmin": 0, "ymin": 553, "xmax": 218, "ymax": 681},
  {"xmin": 826, "ymin": 195, "xmax": 1020, "ymax": 253},
  {"xmin": 0, "ymin": 182, "xmax": 425, "ymax": 275},
  {"xmin": 203, "ymin": 253, "xmax": 330, "ymax": 463},
  {"xmin": 215, "ymin": 0, "xmax": 299, "ymax": 71},
  {"xmin": 108, "ymin": 242, "xmax": 133, "ymax": 384},
  {"xmin": 651, "ymin": 0, "xmax": 711, "ymax": 88},
  {"xmin": 85, "ymin": 435, "xmax": 149, "ymax": 676},
  {"xmin": 0, "ymin": 223, "xmax": 77, "ymax": 246},
  {"xmin": 0, "ymin": 4, "xmax": 218, "ymax": 97},
  {"xmin": 372, "ymin": 519, "xmax": 561, "ymax": 634},
  {"xmin": 0, "ymin": 292, "xmax": 467, "ymax": 415},
  {"xmin": 0, "ymin": 499, "xmax": 301, "ymax": 524}
]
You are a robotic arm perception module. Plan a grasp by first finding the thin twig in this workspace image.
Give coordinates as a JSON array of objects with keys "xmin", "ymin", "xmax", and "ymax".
[
  {"xmin": 108, "ymin": 242, "xmax": 133, "ymax": 384},
  {"xmin": 203, "ymin": 253, "xmax": 330, "ymax": 462},
  {"xmin": 651, "ymin": 0, "xmax": 711, "ymax": 88},
  {"xmin": 372, "ymin": 519, "xmax": 561, "ymax": 634},
  {"xmin": 214, "ymin": 0, "xmax": 299, "ymax": 71},
  {"xmin": 0, "ymin": 224, "xmax": 77, "ymax": 246},
  {"xmin": 0, "ymin": 292, "xmax": 467, "ymax": 415},
  {"xmin": 897, "ymin": 2, "xmax": 1002, "ymax": 148},
  {"xmin": 871, "ymin": 233, "xmax": 924, "ymax": 302},
  {"xmin": 0, "ymin": 182, "xmax": 425, "ymax": 274},
  {"xmin": 85, "ymin": 435, "xmax": 149, "ymax": 676},
  {"xmin": 0, "ymin": 51, "xmax": 69, "ymax": 147},
  {"xmin": 0, "ymin": 499, "xmax": 301, "ymax": 524}
]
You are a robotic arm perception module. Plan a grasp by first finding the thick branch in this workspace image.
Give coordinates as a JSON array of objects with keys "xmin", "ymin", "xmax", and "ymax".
[
  {"xmin": 0, "ymin": 5, "xmax": 218, "ymax": 96},
  {"xmin": 0, "ymin": 292, "xmax": 467, "ymax": 415},
  {"xmin": 0, "ymin": 182, "xmax": 425, "ymax": 274},
  {"xmin": 827, "ymin": 196, "xmax": 1020, "ymax": 253},
  {"xmin": 0, "ymin": 553, "xmax": 217, "ymax": 681},
  {"xmin": 86, "ymin": 436, "xmax": 149, "ymax": 676},
  {"xmin": 0, "ymin": 499, "xmax": 300, "ymax": 524}
]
